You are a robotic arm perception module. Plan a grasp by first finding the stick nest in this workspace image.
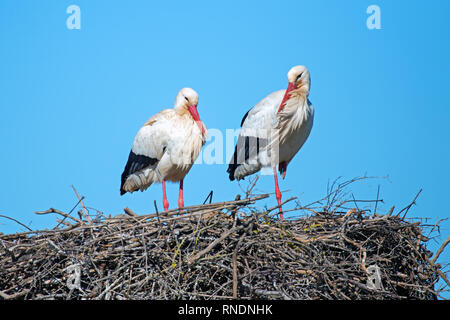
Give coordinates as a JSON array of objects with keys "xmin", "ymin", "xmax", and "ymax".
[{"xmin": 0, "ymin": 179, "xmax": 448, "ymax": 300}]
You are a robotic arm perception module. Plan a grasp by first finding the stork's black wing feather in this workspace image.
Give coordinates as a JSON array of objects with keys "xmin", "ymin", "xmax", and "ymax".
[
  {"xmin": 227, "ymin": 135, "xmax": 266, "ymax": 181},
  {"xmin": 240, "ymin": 108, "xmax": 251, "ymax": 127},
  {"xmin": 120, "ymin": 151, "xmax": 158, "ymax": 195},
  {"xmin": 227, "ymin": 107, "xmax": 265, "ymax": 181}
]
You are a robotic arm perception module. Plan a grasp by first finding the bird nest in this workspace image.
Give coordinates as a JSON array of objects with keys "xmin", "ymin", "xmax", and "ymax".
[{"xmin": 0, "ymin": 178, "xmax": 449, "ymax": 300}]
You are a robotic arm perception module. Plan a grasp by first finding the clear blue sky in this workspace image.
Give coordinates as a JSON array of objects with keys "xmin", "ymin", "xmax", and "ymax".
[{"xmin": 1, "ymin": 0, "xmax": 449, "ymax": 297}]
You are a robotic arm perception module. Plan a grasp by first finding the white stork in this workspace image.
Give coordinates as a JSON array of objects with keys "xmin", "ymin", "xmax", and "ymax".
[
  {"xmin": 227, "ymin": 66, "xmax": 314, "ymax": 219},
  {"xmin": 120, "ymin": 88, "xmax": 207, "ymax": 211}
]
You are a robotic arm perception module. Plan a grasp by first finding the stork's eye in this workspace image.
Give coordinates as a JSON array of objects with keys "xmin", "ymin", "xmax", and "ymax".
[{"xmin": 296, "ymin": 73, "xmax": 303, "ymax": 81}]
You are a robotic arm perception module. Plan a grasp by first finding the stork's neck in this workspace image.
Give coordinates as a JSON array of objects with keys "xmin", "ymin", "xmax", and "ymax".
[
  {"xmin": 174, "ymin": 104, "xmax": 190, "ymax": 117},
  {"xmin": 275, "ymin": 93, "xmax": 312, "ymax": 146},
  {"xmin": 291, "ymin": 83, "xmax": 310, "ymax": 100},
  {"xmin": 277, "ymin": 80, "xmax": 310, "ymax": 114},
  {"xmin": 173, "ymin": 105, "xmax": 206, "ymax": 139},
  {"xmin": 280, "ymin": 89, "xmax": 308, "ymax": 115}
]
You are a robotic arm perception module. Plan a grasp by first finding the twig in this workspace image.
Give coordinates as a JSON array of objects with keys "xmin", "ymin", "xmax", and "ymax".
[
  {"xmin": 374, "ymin": 185, "xmax": 380, "ymax": 214},
  {"xmin": 188, "ymin": 226, "xmax": 241, "ymax": 264},
  {"xmin": 72, "ymin": 185, "xmax": 93, "ymax": 224},
  {"xmin": 431, "ymin": 236, "xmax": 450, "ymax": 264},
  {"xmin": 0, "ymin": 215, "xmax": 32, "ymax": 231},
  {"xmin": 245, "ymin": 176, "xmax": 259, "ymax": 199},
  {"xmin": 232, "ymin": 234, "xmax": 245, "ymax": 298},
  {"xmin": 397, "ymin": 189, "xmax": 422, "ymax": 219},
  {"xmin": 35, "ymin": 208, "xmax": 83, "ymax": 224},
  {"xmin": 203, "ymin": 191, "xmax": 214, "ymax": 205},
  {"xmin": 0, "ymin": 289, "xmax": 29, "ymax": 300},
  {"xmin": 154, "ymin": 200, "xmax": 159, "ymax": 214},
  {"xmin": 123, "ymin": 207, "xmax": 138, "ymax": 217}
]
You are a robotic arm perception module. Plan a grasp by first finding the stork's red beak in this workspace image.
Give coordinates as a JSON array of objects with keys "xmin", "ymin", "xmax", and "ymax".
[
  {"xmin": 188, "ymin": 105, "xmax": 205, "ymax": 136},
  {"xmin": 277, "ymin": 82, "xmax": 297, "ymax": 113}
]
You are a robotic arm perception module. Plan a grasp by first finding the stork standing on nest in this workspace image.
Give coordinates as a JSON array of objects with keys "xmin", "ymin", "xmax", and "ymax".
[
  {"xmin": 120, "ymin": 88, "xmax": 207, "ymax": 211},
  {"xmin": 227, "ymin": 66, "xmax": 314, "ymax": 219}
]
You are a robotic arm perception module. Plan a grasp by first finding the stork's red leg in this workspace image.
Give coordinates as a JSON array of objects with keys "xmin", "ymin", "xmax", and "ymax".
[
  {"xmin": 178, "ymin": 179, "xmax": 184, "ymax": 211},
  {"xmin": 162, "ymin": 180, "xmax": 169, "ymax": 211},
  {"xmin": 279, "ymin": 161, "xmax": 287, "ymax": 179},
  {"xmin": 273, "ymin": 167, "xmax": 283, "ymax": 220}
]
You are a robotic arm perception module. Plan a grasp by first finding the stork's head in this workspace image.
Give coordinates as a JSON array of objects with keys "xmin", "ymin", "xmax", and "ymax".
[
  {"xmin": 277, "ymin": 65, "xmax": 311, "ymax": 113},
  {"xmin": 174, "ymin": 88, "xmax": 205, "ymax": 136},
  {"xmin": 287, "ymin": 65, "xmax": 310, "ymax": 92}
]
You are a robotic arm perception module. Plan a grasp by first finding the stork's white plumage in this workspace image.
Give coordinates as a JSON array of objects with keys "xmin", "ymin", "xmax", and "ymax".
[
  {"xmin": 227, "ymin": 66, "xmax": 314, "ymax": 219},
  {"xmin": 120, "ymin": 88, "xmax": 207, "ymax": 211}
]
